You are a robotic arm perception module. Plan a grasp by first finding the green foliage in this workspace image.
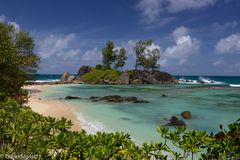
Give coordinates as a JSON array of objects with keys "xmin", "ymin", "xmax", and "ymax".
[
  {"xmin": 0, "ymin": 98, "xmax": 146, "ymax": 159},
  {"xmin": 81, "ymin": 68, "xmax": 120, "ymax": 83},
  {"xmin": 0, "ymin": 97, "xmax": 240, "ymax": 159},
  {"xmin": 102, "ymin": 41, "xmax": 116, "ymax": 69},
  {"xmin": 15, "ymin": 31, "xmax": 40, "ymax": 74},
  {"xmin": 200, "ymin": 120, "xmax": 240, "ymax": 159},
  {"xmin": 134, "ymin": 39, "xmax": 152, "ymax": 70},
  {"xmin": 127, "ymin": 70, "xmax": 137, "ymax": 79},
  {"xmin": 0, "ymin": 22, "xmax": 40, "ymax": 104},
  {"xmin": 114, "ymin": 48, "xmax": 127, "ymax": 70},
  {"xmin": 139, "ymin": 48, "xmax": 160, "ymax": 71},
  {"xmin": 157, "ymin": 123, "xmax": 240, "ymax": 160},
  {"xmin": 134, "ymin": 40, "xmax": 160, "ymax": 71},
  {"xmin": 95, "ymin": 64, "xmax": 103, "ymax": 69}
]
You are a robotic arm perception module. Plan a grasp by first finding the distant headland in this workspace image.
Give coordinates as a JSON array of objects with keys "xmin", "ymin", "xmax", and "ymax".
[{"xmin": 59, "ymin": 65, "xmax": 178, "ymax": 85}]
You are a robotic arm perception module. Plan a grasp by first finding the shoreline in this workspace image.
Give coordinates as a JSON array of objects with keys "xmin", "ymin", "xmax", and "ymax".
[{"xmin": 25, "ymin": 84, "xmax": 82, "ymax": 131}]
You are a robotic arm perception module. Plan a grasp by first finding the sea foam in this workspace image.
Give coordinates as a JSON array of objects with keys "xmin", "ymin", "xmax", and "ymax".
[
  {"xmin": 76, "ymin": 112, "xmax": 110, "ymax": 134},
  {"xmin": 229, "ymin": 84, "xmax": 240, "ymax": 87},
  {"xmin": 178, "ymin": 76, "xmax": 225, "ymax": 85},
  {"xmin": 27, "ymin": 79, "xmax": 60, "ymax": 83}
]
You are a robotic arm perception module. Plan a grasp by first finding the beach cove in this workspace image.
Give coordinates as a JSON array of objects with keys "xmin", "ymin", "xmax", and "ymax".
[
  {"xmin": 26, "ymin": 82, "xmax": 240, "ymax": 143},
  {"xmin": 25, "ymin": 85, "xmax": 82, "ymax": 131}
]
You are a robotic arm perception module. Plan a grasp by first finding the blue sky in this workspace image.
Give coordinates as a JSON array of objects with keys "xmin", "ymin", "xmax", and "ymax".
[{"xmin": 0, "ymin": 0, "xmax": 240, "ymax": 75}]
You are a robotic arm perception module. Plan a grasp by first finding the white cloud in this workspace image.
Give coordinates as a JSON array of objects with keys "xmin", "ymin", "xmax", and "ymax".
[
  {"xmin": 144, "ymin": 17, "xmax": 175, "ymax": 29},
  {"xmin": 37, "ymin": 33, "xmax": 79, "ymax": 59},
  {"xmin": 172, "ymin": 26, "xmax": 189, "ymax": 40},
  {"xmin": 136, "ymin": 0, "xmax": 162, "ymax": 24},
  {"xmin": 161, "ymin": 26, "xmax": 200, "ymax": 65},
  {"xmin": 82, "ymin": 48, "xmax": 102, "ymax": 64},
  {"xmin": 167, "ymin": 0, "xmax": 217, "ymax": 12},
  {"xmin": 35, "ymin": 33, "xmax": 84, "ymax": 73},
  {"xmin": 0, "ymin": 15, "xmax": 6, "ymax": 22},
  {"xmin": 216, "ymin": 34, "xmax": 240, "ymax": 54},
  {"xmin": 212, "ymin": 21, "xmax": 238, "ymax": 30},
  {"xmin": 137, "ymin": 0, "xmax": 217, "ymax": 23},
  {"xmin": 213, "ymin": 59, "xmax": 223, "ymax": 66}
]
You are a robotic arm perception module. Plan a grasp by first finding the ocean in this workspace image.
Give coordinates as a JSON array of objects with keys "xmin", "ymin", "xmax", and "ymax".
[
  {"xmin": 35, "ymin": 74, "xmax": 240, "ymax": 143},
  {"xmin": 32, "ymin": 74, "xmax": 62, "ymax": 83}
]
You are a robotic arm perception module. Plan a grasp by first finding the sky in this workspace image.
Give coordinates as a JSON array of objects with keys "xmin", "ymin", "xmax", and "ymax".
[{"xmin": 0, "ymin": 0, "xmax": 240, "ymax": 75}]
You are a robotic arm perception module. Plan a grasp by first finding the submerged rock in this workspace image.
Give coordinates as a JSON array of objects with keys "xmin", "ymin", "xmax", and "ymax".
[
  {"xmin": 65, "ymin": 96, "xmax": 81, "ymax": 100},
  {"xmin": 121, "ymin": 117, "xmax": 131, "ymax": 120},
  {"xmin": 133, "ymin": 100, "xmax": 150, "ymax": 103},
  {"xmin": 124, "ymin": 96, "xmax": 138, "ymax": 102},
  {"xmin": 181, "ymin": 111, "xmax": 192, "ymax": 119},
  {"xmin": 165, "ymin": 116, "xmax": 186, "ymax": 126},
  {"xmin": 89, "ymin": 95, "xmax": 149, "ymax": 104},
  {"xmin": 102, "ymin": 95, "xmax": 124, "ymax": 103},
  {"xmin": 89, "ymin": 96, "xmax": 102, "ymax": 102}
]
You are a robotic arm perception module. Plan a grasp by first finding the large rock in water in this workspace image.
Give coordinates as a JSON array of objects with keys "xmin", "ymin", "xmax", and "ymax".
[
  {"xmin": 65, "ymin": 96, "xmax": 81, "ymax": 100},
  {"xmin": 136, "ymin": 70, "xmax": 149, "ymax": 81},
  {"xmin": 60, "ymin": 72, "xmax": 75, "ymax": 83},
  {"xmin": 89, "ymin": 95, "xmax": 149, "ymax": 103},
  {"xmin": 145, "ymin": 71, "xmax": 177, "ymax": 84},
  {"xmin": 165, "ymin": 116, "xmax": 186, "ymax": 126},
  {"xmin": 118, "ymin": 72, "xmax": 130, "ymax": 84},
  {"xmin": 145, "ymin": 75, "xmax": 158, "ymax": 84},
  {"xmin": 75, "ymin": 65, "xmax": 92, "ymax": 80},
  {"xmin": 130, "ymin": 70, "xmax": 177, "ymax": 84},
  {"xmin": 102, "ymin": 95, "xmax": 124, "ymax": 103},
  {"xmin": 181, "ymin": 111, "xmax": 192, "ymax": 119}
]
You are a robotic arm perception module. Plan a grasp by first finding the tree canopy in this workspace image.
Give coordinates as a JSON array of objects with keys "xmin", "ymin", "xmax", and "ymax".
[
  {"xmin": 114, "ymin": 48, "xmax": 127, "ymax": 70},
  {"xmin": 0, "ymin": 22, "xmax": 40, "ymax": 103},
  {"xmin": 102, "ymin": 41, "xmax": 127, "ymax": 70},
  {"xmin": 102, "ymin": 41, "xmax": 116, "ymax": 69},
  {"xmin": 134, "ymin": 40, "xmax": 160, "ymax": 71}
]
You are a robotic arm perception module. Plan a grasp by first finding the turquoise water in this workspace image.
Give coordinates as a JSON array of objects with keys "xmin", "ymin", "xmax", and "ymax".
[{"xmin": 41, "ymin": 84, "xmax": 240, "ymax": 143}]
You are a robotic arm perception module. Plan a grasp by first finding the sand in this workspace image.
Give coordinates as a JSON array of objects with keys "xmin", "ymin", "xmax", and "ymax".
[{"xmin": 25, "ymin": 84, "xmax": 82, "ymax": 131}]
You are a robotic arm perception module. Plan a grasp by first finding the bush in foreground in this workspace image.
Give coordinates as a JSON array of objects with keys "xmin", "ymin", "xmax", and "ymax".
[{"xmin": 0, "ymin": 97, "xmax": 239, "ymax": 159}]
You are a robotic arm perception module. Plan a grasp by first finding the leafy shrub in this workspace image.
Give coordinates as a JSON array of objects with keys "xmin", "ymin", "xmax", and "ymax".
[
  {"xmin": 0, "ymin": 97, "xmax": 239, "ymax": 159},
  {"xmin": 0, "ymin": 98, "xmax": 147, "ymax": 159},
  {"xmin": 95, "ymin": 64, "xmax": 103, "ymax": 69},
  {"xmin": 81, "ymin": 68, "xmax": 120, "ymax": 83},
  {"xmin": 127, "ymin": 70, "xmax": 137, "ymax": 79}
]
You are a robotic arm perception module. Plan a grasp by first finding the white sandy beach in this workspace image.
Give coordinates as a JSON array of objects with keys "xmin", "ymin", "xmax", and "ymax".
[{"xmin": 25, "ymin": 84, "xmax": 82, "ymax": 131}]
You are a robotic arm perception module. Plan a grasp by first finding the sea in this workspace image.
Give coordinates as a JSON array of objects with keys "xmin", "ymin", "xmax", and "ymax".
[{"xmin": 34, "ymin": 74, "xmax": 240, "ymax": 143}]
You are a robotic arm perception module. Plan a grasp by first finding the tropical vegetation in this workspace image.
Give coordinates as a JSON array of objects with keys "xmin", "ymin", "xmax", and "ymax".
[
  {"xmin": 0, "ymin": 22, "xmax": 239, "ymax": 159},
  {"xmin": 81, "ymin": 68, "xmax": 120, "ymax": 83},
  {"xmin": 0, "ymin": 97, "xmax": 239, "ymax": 159},
  {"xmin": 134, "ymin": 40, "xmax": 160, "ymax": 71},
  {"xmin": 0, "ymin": 22, "xmax": 40, "ymax": 104}
]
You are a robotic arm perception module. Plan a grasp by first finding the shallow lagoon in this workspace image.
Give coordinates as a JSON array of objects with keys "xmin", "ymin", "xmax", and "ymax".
[{"xmin": 42, "ymin": 84, "xmax": 240, "ymax": 143}]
